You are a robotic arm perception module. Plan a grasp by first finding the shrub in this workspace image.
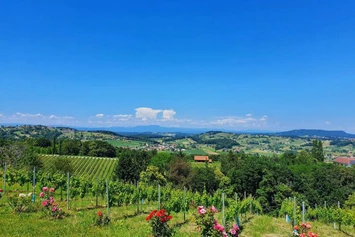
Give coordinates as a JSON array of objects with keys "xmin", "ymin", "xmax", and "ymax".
[
  {"xmin": 146, "ymin": 209, "xmax": 174, "ymax": 237},
  {"xmin": 40, "ymin": 187, "xmax": 65, "ymax": 219},
  {"xmin": 195, "ymin": 206, "xmax": 240, "ymax": 237},
  {"xmin": 94, "ymin": 210, "xmax": 110, "ymax": 226},
  {"xmin": 8, "ymin": 194, "xmax": 37, "ymax": 213},
  {"xmin": 293, "ymin": 222, "xmax": 318, "ymax": 237}
]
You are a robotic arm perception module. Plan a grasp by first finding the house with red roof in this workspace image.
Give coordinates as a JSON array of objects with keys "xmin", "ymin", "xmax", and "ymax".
[
  {"xmin": 194, "ymin": 155, "xmax": 212, "ymax": 163},
  {"xmin": 333, "ymin": 157, "xmax": 355, "ymax": 167}
]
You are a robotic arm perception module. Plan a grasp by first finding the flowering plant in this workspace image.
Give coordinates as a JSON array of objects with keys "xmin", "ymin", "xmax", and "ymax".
[
  {"xmin": 94, "ymin": 210, "xmax": 110, "ymax": 226},
  {"xmin": 8, "ymin": 193, "xmax": 37, "ymax": 213},
  {"xmin": 40, "ymin": 187, "xmax": 64, "ymax": 219},
  {"xmin": 228, "ymin": 224, "xmax": 241, "ymax": 237},
  {"xmin": 195, "ymin": 206, "xmax": 241, "ymax": 237},
  {"xmin": 0, "ymin": 188, "xmax": 2, "ymax": 199},
  {"xmin": 146, "ymin": 209, "xmax": 174, "ymax": 237},
  {"xmin": 293, "ymin": 222, "xmax": 318, "ymax": 237}
]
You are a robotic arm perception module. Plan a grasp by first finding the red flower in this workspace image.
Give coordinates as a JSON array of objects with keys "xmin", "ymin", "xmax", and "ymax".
[
  {"xmin": 98, "ymin": 211, "xmax": 103, "ymax": 217},
  {"xmin": 146, "ymin": 209, "xmax": 172, "ymax": 223},
  {"xmin": 294, "ymin": 225, "xmax": 299, "ymax": 230},
  {"xmin": 146, "ymin": 210, "xmax": 158, "ymax": 221},
  {"xmin": 0, "ymin": 188, "xmax": 3, "ymax": 193},
  {"xmin": 308, "ymin": 232, "xmax": 318, "ymax": 237},
  {"xmin": 156, "ymin": 210, "xmax": 166, "ymax": 217}
]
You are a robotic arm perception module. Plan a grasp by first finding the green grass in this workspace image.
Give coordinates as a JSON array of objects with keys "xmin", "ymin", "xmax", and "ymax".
[
  {"xmin": 241, "ymin": 215, "xmax": 355, "ymax": 237},
  {"xmin": 190, "ymin": 161, "xmax": 221, "ymax": 170},
  {"xmin": 106, "ymin": 139, "xmax": 145, "ymax": 148},
  {"xmin": 183, "ymin": 149, "xmax": 208, "ymax": 155}
]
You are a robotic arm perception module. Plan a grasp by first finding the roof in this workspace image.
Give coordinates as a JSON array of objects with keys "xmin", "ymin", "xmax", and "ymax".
[
  {"xmin": 334, "ymin": 157, "xmax": 355, "ymax": 165},
  {"xmin": 194, "ymin": 156, "xmax": 209, "ymax": 161}
]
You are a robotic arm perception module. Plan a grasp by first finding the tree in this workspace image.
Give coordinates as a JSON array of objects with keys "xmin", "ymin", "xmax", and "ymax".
[
  {"xmin": 149, "ymin": 152, "xmax": 173, "ymax": 174},
  {"xmin": 114, "ymin": 149, "xmax": 153, "ymax": 182},
  {"xmin": 311, "ymin": 140, "xmax": 324, "ymax": 162},
  {"xmin": 34, "ymin": 138, "xmax": 51, "ymax": 148},
  {"xmin": 295, "ymin": 150, "xmax": 315, "ymax": 165},
  {"xmin": 49, "ymin": 157, "xmax": 73, "ymax": 175},
  {"xmin": 52, "ymin": 136, "xmax": 57, "ymax": 155},
  {"xmin": 167, "ymin": 158, "xmax": 192, "ymax": 188},
  {"xmin": 345, "ymin": 192, "xmax": 355, "ymax": 209},
  {"xmin": 22, "ymin": 145, "xmax": 43, "ymax": 170},
  {"xmin": 189, "ymin": 166, "xmax": 218, "ymax": 193},
  {"xmin": 61, "ymin": 140, "xmax": 81, "ymax": 155},
  {"xmin": 139, "ymin": 165, "xmax": 167, "ymax": 186},
  {"xmin": 81, "ymin": 141, "xmax": 116, "ymax": 157},
  {"xmin": 280, "ymin": 151, "xmax": 297, "ymax": 166}
]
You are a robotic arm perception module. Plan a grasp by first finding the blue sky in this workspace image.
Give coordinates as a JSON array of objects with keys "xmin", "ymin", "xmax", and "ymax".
[{"xmin": 1, "ymin": 0, "xmax": 354, "ymax": 131}]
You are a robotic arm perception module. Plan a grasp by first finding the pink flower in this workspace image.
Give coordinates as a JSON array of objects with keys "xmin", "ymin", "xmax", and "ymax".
[
  {"xmin": 233, "ymin": 224, "xmax": 240, "ymax": 231},
  {"xmin": 230, "ymin": 229, "xmax": 236, "ymax": 235},
  {"xmin": 50, "ymin": 197, "xmax": 54, "ymax": 204},
  {"xmin": 52, "ymin": 206, "xmax": 57, "ymax": 212},
  {"xmin": 42, "ymin": 200, "xmax": 48, "ymax": 207},
  {"xmin": 42, "ymin": 187, "xmax": 48, "ymax": 192},
  {"xmin": 223, "ymin": 232, "xmax": 228, "ymax": 237},
  {"xmin": 40, "ymin": 192, "xmax": 45, "ymax": 198},
  {"xmin": 49, "ymin": 188, "xmax": 55, "ymax": 193},
  {"xmin": 210, "ymin": 205, "xmax": 218, "ymax": 213},
  {"xmin": 214, "ymin": 223, "xmax": 225, "ymax": 232},
  {"xmin": 198, "ymin": 208, "xmax": 206, "ymax": 215}
]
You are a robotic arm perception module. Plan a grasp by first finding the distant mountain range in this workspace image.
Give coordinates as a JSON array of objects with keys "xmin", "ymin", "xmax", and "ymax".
[
  {"xmin": 1, "ymin": 124, "xmax": 355, "ymax": 139},
  {"xmin": 275, "ymin": 129, "xmax": 355, "ymax": 138},
  {"xmin": 75, "ymin": 125, "xmax": 210, "ymax": 134},
  {"xmin": 76, "ymin": 126, "xmax": 355, "ymax": 138}
]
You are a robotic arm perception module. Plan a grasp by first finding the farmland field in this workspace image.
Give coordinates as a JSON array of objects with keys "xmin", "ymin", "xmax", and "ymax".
[
  {"xmin": 39, "ymin": 155, "xmax": 117, "ymax": 180},
  {"xmin": 106, "ymin": 139, "xmax": 145, "ymax": 148},
  {"xmin": 182, "ymin": 149, "xmax": 208, "ymax": 155}
]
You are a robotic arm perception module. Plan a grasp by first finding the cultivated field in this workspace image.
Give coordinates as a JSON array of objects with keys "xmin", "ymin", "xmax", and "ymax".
[{"xmin": 40, "ymin": 155, "xmax": 117, "ymax": 180}]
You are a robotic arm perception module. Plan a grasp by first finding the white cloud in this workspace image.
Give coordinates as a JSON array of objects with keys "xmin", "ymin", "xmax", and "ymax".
[
  {"xmin": 96, "ymin": 114, "xmax": 104, "ymax": 118},
  {"xmin": 325, "ymin": 121, "xmax": 331, "ymax": 125},
  {"xmin": 0, "ymin": 113, "xmax": 3, "ymax": 118},
  {"xmin": 50, "ymin": 115, "xmax": 74, "ymax": 120},
  {"xmin": 210, "ymin": 114, "xmax": 268, "ymax": 128},
  {"xmin": 15, "ymin": 112, "xmax": 44, "ymax": 118},
  {"xmin": 162, "ymin": 109, "xmax": 176, "ymax": 120},
  {"xmin": 211, "ymin": 117, "xmax": 256, "ymax": 125},
  {"xmin": 1, "ymin": 112, "xmax": 76, "ymax": 125},
  {"xmin": 260, "ymin": 115, "xmax": 268, "ymax": 121},
  {"xmin": 135, "ymin": 107, "xmax": 162, "ymax": 121},
  {"xmin": 113, "ymin": 114, "xmax": 132, "ymax": 121}
]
